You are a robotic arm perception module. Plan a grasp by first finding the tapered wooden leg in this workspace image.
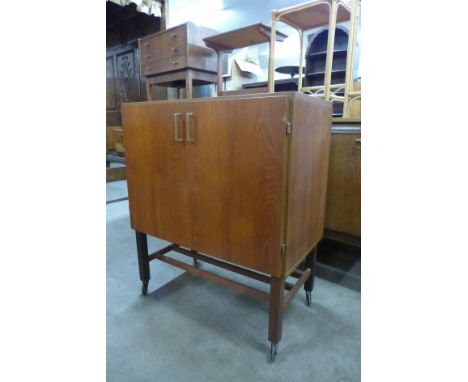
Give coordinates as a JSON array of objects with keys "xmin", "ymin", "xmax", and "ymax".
[
  {"xmin": 269, "ymin": 276, "xmax": 285, "ymax": 362},
  {"xmin": 146, "ymin": 81, "xmax": 153, "ymax": 101},
  {"xmin": 186, "ymin": 70, "xmax": 193, "ymax": 99},
  {"xmin": 136, "ymin": 231, "xmax": 151, "ymax": 295},
  {"xmin": 304, "ymin": 246, "xmax": 317, "ymax": 306}
]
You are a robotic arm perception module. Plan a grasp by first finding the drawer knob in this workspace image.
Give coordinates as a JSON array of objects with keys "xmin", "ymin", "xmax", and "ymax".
[
  {"xmin": 144, "ymin": 42, "xmax": 150, "ymax": 47},
  {"xmin": 171, "ymin": 47, "xmax": 178, "ymax": 53},
  {"xmin": 356, "ymin": 138, "xmax": 361, "ymax": 149},
  {"xmin": 171, "ymin": 60, "xmax": 178, "ymax": 65},
  {"xmin": 171, "ymin": 32, "xmax": 177, "ymax": 38}
]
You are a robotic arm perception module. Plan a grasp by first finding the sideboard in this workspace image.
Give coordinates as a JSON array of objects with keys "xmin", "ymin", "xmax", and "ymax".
[{"xmin": 122, "ymin": 92, "xmax": 332, "ymax": 361}]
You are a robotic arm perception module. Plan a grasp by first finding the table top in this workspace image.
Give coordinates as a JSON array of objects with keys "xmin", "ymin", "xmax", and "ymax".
[
  {"xmin": 203, "ymin": 23, "xmax": 288, "ymax": 52},
  {"xmin": 274, "ymin": 0, "xmax": 351, "ymax": 31}
]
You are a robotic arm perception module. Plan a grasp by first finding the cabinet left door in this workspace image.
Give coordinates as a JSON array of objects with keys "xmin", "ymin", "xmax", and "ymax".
[{"xmin": 122, "ymin": 102, "xmax": 192, "ymax": 248}]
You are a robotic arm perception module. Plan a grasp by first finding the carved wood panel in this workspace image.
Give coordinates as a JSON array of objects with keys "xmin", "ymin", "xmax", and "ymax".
[
  {"xmin": 116, "ymin": 50, "xmax": 139, "ymax": 104},
  {"xmin": 107, "ymin": 45, "xmax": 147, "ymax": 126},
  {"xmin": 106, "ymin": 57, "xmax": 116, "ymax": 110}
]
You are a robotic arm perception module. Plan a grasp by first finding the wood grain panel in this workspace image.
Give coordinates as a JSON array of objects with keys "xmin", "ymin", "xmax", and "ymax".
[
  {"xmin": 116, "ymin": 50, "xmax": 139, "ymax": 104},
  {"xmin": 285, "ymin": 94, "xmax": 332, "ymax": 274},
  {"xmin": 186, "ymin": 96, "xmax": 288, "ymax": 276},
  {"xmin": 325, "ymin": 126, "xmax": 361, "ymax": 236},
  {"xmin": 122, "ymin": 102, "xmax": 192, "ymax": 247},
  {"xmin": 106, "ymin": 57, "xmax": 116, "ymax": 110}
]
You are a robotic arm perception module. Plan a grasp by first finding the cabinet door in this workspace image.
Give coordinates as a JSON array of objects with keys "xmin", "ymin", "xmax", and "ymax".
[
  {"xmin": 325, "ymin": 129, "xmax": 361, "ymax": 236},
  {"xmin": 185, "ymin": 97, "xmax": 288, "ymax": 276},
  {"xmin": 123, "ymin": 102, "xmax": 192, "ymax": 247}
]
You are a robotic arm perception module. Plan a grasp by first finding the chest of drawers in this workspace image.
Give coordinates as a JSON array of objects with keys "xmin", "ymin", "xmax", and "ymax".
[{"xmin": 138, "ymin": 22, "xmax": 218, "ymax": 77}]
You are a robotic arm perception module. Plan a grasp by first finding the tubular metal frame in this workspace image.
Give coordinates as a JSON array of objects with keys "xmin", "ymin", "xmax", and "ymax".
[{"xmin": 268, "ymin": 0, "xmax": 361, "ymax": 118}]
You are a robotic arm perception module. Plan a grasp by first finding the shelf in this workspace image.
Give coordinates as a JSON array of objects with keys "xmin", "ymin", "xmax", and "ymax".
[
  {"xmin": 306, "ymin": 70, "xmax": 346, "ymax": 77},
  {"xmin": 307, "ymin": 49, "xmax": 347, "ymax": 58}
]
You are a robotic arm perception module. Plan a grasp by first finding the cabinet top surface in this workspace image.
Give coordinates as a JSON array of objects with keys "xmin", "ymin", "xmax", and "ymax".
[{"xmin": 122, "ymin": 91, "xmax": 331, "ymax": 108}]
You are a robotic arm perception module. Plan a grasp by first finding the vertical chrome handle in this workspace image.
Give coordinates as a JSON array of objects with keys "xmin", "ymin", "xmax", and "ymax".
[
  {"xmin": 185, "ymin": 112, "xmax": 194, "ymax": 143},
  {"xmin": 173, "ymin": 113, "xmax": 183, "ymax": 142}
]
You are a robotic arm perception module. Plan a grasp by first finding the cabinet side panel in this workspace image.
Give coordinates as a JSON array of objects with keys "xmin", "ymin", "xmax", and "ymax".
[
  {"xmin": 122, "ymin": 103, "xmax": 154, "ymax": 231},
  {"xmin": 286, "ymin": 96, "xmax": 332, "ymax": 273}
]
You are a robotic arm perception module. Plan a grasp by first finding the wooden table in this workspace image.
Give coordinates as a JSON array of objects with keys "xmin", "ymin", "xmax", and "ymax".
[{"xmin": 203, "ymin": 23, "xmax": 288, "ymax": 95}]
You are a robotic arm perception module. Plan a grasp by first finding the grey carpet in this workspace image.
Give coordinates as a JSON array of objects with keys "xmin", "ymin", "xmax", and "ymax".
[{"xmin": 107, "ymin": 198, "xmax": 360, "ymax": 382}]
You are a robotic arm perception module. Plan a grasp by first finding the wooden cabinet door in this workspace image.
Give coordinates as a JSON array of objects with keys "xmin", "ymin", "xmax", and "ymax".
[
  {"xmin": 185, "ymin": 96, "xmax": 288, "ymax": 276},
  {"xmin": 123, "ymin": 102, "xmax": 192, "ymax": 247},
  {"xmin": 325, "ymin": 128, "xmax": 361, "ymax": 236}
]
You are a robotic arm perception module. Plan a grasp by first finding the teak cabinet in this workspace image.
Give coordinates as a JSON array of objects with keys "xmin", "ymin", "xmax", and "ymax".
[{"xmin": 122, "ymin": 92, "xmax": 332, "ymax": 361}]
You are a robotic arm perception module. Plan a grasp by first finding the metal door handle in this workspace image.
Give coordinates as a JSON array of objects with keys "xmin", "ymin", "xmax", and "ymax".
[
  {"xmin": 173, "ymin": 113, "xmax": 183, "ymax": 142},
  {"xmin": 185, "ymin": 112, "xmax": 194, "ymax": 143}
]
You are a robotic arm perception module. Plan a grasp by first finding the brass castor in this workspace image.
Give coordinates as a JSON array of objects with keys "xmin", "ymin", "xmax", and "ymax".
[
  {"xmin": 306, "ymin": 291, "xmax": 312, "ymax": 307},
  {"xmin": 142, "ymin": 281, "xmax": 149, "ymax": 296},
  {"xmin": 269, "ymin": 342, "xmax": 278, "ymax": 363}
]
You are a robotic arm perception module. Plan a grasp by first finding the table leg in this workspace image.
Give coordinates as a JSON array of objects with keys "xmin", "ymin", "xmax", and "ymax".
[
  {"xmin": 146, "ymin": 81, "xmax": 153, "ymax": 101},
  {"xmin": 304, "ymin": 246, "xmax": 317, "ymax": 306},
  {"xmin": 185, "ymin": 70, "xmax": 193, "ymax": 99},
  {"xmin": 268, "ymin": 276, "xmax": 284, "ymax": 362},
  {"xmin": 136, "ymin": 231, "xmax": 151, "ymax": 295}
]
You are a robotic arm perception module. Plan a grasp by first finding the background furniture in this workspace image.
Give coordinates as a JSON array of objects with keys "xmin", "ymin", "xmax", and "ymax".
[
  {"xmin": 122, "ymin": 92, "xmax": 332, "ymax": 361},
  {"xmin": 139, "ymin": 22, "xmax": 218, "ymax": 99},
  {"xmin": 203, "ymin": 23, "xmax": 288, "ymax": 95},
  {"xmin": 275, "ymin": 65, "xmax": 304, "ymax": 78},
  {"xmin": 106, "ymin": 1, "xmax": 165, "ymax": 181},
  {"xmin": 306, "ymin": 27, "xmax": 349, "ymax": 116},
  {"xmin": 325, "ymin": 121, "xmax": 361, "ymax": 245},
  {"xmin": 268, "ymin": 0, "xmax": 361, "ymax": 118}
]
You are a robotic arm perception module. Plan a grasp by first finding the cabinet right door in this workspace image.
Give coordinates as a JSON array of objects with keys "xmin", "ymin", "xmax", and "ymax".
[{"xmin": 185, "ymin": 96, "xmax": 289, "ymax": 276}]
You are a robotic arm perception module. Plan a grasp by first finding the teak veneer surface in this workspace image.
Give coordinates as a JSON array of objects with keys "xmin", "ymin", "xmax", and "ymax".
[
  {"xmin": 123, "ymin": 92, "xmax": 332, "ymax": 277},
  {"xmin": 325, "ymin": 124, "xmax": 361, "ymax": 237}
]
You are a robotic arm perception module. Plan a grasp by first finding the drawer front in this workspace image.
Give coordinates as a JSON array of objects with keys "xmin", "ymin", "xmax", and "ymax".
[
  {"xmin": 140, "ymin": 43, "xmax": 187, "ymax": 67},
  {"xmin": 141, "ymin": 55, "xmax": 188, "ymax": 76},
  {"xmin": 140, "ymin": 25, "xmax": 187, "ymax": 53}
]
